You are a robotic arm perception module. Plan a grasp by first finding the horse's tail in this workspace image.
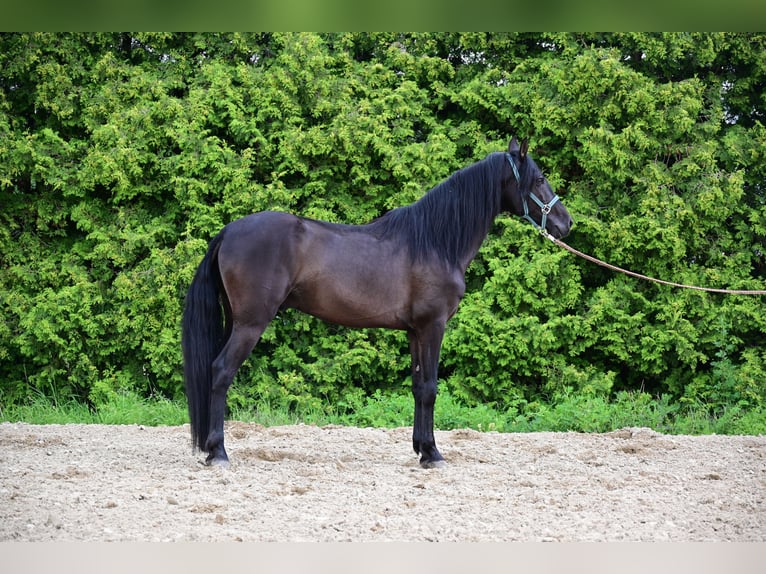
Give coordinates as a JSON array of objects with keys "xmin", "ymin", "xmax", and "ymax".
[{"xmin": 182, "ymin": 231, "xmax": 227, "ymax": 453}]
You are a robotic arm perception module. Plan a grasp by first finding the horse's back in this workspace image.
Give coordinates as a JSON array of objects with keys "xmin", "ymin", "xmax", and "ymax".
[
  {"xmin": 220, "ymin": 211, "xmax": 369, "ymax": 269},
  {"xmin": 223, "ymin": 210, "xmax": 299, "ymax": 238}
]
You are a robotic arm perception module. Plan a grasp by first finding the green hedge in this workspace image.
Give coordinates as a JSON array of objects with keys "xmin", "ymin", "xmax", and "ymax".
[{"xmin": 1, "ymin": 33, "xmax": 764, "ymax": 420}]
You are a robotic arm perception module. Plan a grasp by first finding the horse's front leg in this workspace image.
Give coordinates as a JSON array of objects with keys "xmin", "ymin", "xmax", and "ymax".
[{"xmin": 408, "ymin": 323, "xmax": 446, "ymax": 468}]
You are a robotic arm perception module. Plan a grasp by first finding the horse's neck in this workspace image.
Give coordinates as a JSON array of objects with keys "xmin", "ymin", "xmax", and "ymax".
[{"xmin": 456, "ymin": 225, "xmax": 492, "ymax": 275}]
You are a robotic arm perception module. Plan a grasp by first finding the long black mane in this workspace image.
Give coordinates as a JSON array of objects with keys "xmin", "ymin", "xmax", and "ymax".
[{"xmin": 368, "ymin": 152, "xmax": 508, "ymax": 266}]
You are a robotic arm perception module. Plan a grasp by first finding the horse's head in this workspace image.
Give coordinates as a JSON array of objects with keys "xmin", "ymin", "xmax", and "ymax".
[{"xmin": 502, "ymin": 136, "xmax": 572, "ymax": 239}]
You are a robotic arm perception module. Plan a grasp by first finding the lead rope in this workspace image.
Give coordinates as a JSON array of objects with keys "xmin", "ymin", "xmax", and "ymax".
[{"xmin": 540, "ymin": 231, "xmax": 766, "ymax": 296}]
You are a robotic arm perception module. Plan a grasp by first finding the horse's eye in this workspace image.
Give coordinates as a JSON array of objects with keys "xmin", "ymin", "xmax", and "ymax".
[{"xmin": 536, "ymin": 176, "xmax": 546, "ymax": 186}]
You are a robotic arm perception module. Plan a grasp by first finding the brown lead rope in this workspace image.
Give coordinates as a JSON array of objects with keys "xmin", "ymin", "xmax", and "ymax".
[{"xmin": 542, "ymin": 232, "xmax": 766, "ymax": 296}]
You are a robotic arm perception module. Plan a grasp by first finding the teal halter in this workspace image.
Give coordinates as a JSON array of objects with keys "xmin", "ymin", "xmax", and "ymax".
[{"xmin": 506, "ymin": 153, "xmax": 560, "ymax": 233}]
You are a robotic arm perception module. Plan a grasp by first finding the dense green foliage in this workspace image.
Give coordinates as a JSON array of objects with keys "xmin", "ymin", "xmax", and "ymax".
[{"xmin": 1, "ymin": 33, "xmax": 764, "ymax": 429}]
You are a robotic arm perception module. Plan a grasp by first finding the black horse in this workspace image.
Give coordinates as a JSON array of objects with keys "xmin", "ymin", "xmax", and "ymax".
[{"xmin": 182, "ymin": 137, "xmax": 572, "ymax": 468}]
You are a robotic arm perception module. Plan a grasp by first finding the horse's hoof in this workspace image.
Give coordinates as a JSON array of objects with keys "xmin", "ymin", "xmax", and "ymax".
[
  {"xmin": 420, "ymin": 458, "xmax": 447, "ymax": 469},
  {"xmin": 204, "ymin": 454, "xmax": 231, "ymax": 469}
]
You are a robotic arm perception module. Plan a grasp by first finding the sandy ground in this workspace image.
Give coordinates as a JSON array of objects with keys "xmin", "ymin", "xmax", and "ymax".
[{"xmin": 1, "ymin": 421, "xmax": 764, "ymax": 542}]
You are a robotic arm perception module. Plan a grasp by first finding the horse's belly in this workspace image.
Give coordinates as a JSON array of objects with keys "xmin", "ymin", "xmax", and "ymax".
[{"xmin": 290, "ymin": 271, "xmax": 410, "ymax": 329}]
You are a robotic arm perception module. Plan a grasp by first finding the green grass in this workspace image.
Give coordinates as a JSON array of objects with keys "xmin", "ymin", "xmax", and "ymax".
[
  {"xmin": 0, "ymin": 392, "xmax": 188, "ymax": 426},
  {"xmin": 1, "ymin": 388, "xmax": 763, "ymax": 436}
]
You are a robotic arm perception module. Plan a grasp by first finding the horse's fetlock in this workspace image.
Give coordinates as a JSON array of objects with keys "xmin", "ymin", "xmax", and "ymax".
[{"xmin": 205, "ymin": 430, "xmax": 224, "ymax": 451}]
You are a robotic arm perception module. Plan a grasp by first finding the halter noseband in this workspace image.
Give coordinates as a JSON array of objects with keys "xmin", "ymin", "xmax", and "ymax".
[{"xmin": 506, "ymin": 152, "xmax": 560, "ymax": 233}]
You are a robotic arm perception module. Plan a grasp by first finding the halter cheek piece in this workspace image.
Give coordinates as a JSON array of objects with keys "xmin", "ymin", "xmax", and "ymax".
[{"xmin": 505, "ymin": 152, "xmax": 560, "ymax": 233}]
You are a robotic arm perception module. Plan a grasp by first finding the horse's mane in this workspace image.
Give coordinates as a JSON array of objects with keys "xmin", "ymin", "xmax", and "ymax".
[{"xmin": 367, "ymin": 152, "xmax": 508, "ymax": 266}]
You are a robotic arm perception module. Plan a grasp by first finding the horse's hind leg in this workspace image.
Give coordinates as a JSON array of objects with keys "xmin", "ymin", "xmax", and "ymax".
[{"xmin": 205, "ymin": 323, "xmax": 265, "ymax": 466}]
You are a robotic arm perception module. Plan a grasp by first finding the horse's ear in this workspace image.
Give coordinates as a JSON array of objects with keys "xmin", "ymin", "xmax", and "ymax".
[
  {"xmin": 508, "ymin": 136, "xmax": 520, "ymax": 153},
  {"xmin": 519, "ymin": 138, "xmax": 529, "ymax": 160}
]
